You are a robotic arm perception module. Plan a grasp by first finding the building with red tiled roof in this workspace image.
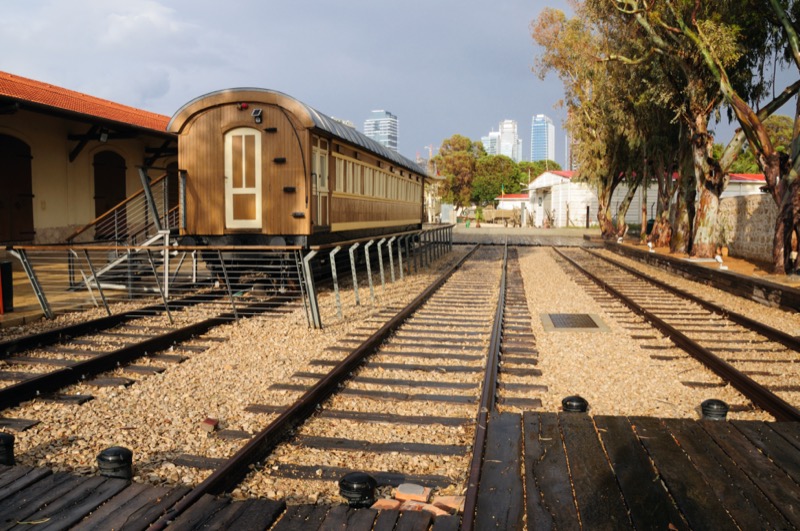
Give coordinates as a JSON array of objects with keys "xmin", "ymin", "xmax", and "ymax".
[
  {"xmin": 0, "ymin": 71, "xmax": 170, "ymax": 133},
  {"xmin": 0, "ymin": 71, "xmax": 176, "ymax": 244}
]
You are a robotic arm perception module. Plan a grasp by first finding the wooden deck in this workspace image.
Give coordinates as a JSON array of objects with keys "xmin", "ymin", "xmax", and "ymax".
[{"xmin": 0, "ymin": 412, "xmax": 797, "ymax": 529}]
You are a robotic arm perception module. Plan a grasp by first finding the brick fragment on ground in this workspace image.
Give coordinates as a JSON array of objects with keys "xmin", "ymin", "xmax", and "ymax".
[
  {"xmin": 432, "ymin": 495, "xmax": 465, "ymax": 513},
  {"xmin": 371, "ymin": 498, "xmax": 402, "ymax": 510},
  {"xmin": 394, "ymin": 483, "xmax": 431, "ymax": 502},
  {"xmin": 399, "ymin": 500, "xmax": 449, "ymax": 517},
  {"xmin": 200, "ymin": 418, "xmax": 219, "ymax": 432}
]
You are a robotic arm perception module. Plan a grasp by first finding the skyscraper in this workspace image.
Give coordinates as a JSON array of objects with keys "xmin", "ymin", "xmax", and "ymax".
[
  {"xmin": 363, "ymin": 110, "xmax": 398, "ymax": 152},
  {"xmin": 498, "ymin": 119, "xmax": 522, "ymax": 162},
  {"xmin": 531, "ymin": 114, "xmax": 555, "ymax": 162},
  {"xmin": 481, "ymin": 131, "xmax": 501, "ymax": 155}
]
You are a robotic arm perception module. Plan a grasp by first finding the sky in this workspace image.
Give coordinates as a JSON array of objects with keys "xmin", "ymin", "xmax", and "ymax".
[{"xmin": 0, "ymin": 0, "xmax": 575, "ymax": 166}]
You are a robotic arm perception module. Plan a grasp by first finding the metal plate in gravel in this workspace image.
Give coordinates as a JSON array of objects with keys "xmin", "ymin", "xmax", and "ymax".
[{"xmin": 541, "ymin": 313, "xmax": 609, "ymax": 332}]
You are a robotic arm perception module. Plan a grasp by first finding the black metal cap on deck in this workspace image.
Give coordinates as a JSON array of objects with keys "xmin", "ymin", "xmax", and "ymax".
[
  {"xmin": 701, "ymin": 399, "xmax": 729, "ymax": 420},
  {"xmin": 0, "ymin": 432, "xmax": 14, "ymax": 466},
  {"xmin": 562, "ymin": 395, "xmax": 589, "ymax": 413},
  {"xmin": 97, "ymin": 446, "xmax": 134, "ymax": 479},
  {"xmin": 339, "ymin": 472, "xmax": 377, "ymax": 508}
]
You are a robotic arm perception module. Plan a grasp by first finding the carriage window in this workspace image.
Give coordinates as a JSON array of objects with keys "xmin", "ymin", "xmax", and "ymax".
[{"xmin": 335, "ymin": 159, "xmax": 345, "ymax": 193}]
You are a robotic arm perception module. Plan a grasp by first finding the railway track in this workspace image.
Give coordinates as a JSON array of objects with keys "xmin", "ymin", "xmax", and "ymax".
[
  {"xmin": 123, "ymin": 243, "xmax": 538, "ymax": 529},
  {"xmin": 0, "ymin": 289, "xmax": 300, "ymax": 415},
  {"xmin": 554, "ymin": 247, "xmax": 800, "ymax": 421}
]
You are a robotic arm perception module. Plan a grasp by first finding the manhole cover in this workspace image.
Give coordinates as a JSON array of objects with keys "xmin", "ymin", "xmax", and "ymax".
[
  {"xmin": 541, "ymin": 313, "xmax": 608, "ymax": 332},
  {"xmin": 549, "ymin": 313, "xmax": 598, "ymax": 329}
]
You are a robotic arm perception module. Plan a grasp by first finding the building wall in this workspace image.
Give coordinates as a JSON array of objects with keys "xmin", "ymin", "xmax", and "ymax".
[
  {"xmin": 0, "ymin": 109, "xmax": 173, "ymax": 243},
  {"xmin": 718, "ymin": 193, "xmax": 778, "ymax": 263}
]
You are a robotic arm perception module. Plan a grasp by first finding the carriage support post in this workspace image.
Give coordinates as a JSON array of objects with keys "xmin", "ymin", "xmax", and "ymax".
[
  {"xmin": 377, "ymin": 238, "xmax": 387, "ymax": 294},
  {"xmin": 329, "ymin": 246, "xmax": 343, "ymax": 319},
  {"xmin": 349, "ymin": 242, "xmax": 360, "ymax": 306},
  {"xmin": 388, "ymin": 236, "xmax": 396, "ymax": 283},
  {"xmin": 364, "ymin": 240, "xmax": 376, "ymax": 304},
  {"xmin": 302, "ymin": 250, "xmax": 322, "ymax": 329}
]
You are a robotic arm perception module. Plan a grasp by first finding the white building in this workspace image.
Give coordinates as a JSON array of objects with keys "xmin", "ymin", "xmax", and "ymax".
[
  {"xmin": 498, "ymin": 119, "xmax": 522, "ymax": 162},
  {"xmin": 481, "ymin": 131, "xmax": 500, "ymax": 155},
  {"xmin": 525, "ymin": 171, "xmax": 766, "ymax": 228}
]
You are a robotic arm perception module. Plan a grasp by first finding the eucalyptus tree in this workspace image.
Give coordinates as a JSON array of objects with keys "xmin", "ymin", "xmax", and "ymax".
[
  {"xmin": 614, "ymin": 0, "xmax": 800, "ymax": 269},
  {"xmin": 471, "ymin": 155, "xmax": 523, "ymax": 205},
  {"xmin": 532, "ymin": 6, "xmax": 642, "ymax": 238}
]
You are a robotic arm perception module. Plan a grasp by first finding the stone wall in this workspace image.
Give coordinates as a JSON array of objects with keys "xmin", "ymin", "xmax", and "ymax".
[{"xmin": 718, "ymin": 194, "xmax": 777, "ymax": 262}]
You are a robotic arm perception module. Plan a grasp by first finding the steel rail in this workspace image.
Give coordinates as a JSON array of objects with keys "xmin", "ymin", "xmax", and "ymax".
[
  {"xmin": 555, "ymin": 248, "xmax": 800, "ymax": 422},
  {"xmin": 461, "ymin": 240, "xmax": 508, "ymax": 531},
  {"xmin": 586, "ymin": 249, "xmax": 800, "ymax": 352},
  {"xmin": 0, "ymin": 297, "xmax": 291, "ymax": 412},
  {"xmin": 150, "ymin": 245, "xmax": 481, "ymax": 530},
  {"xmin": 0, "ymin": 291, "xmax": 229, "ymax": 357}
]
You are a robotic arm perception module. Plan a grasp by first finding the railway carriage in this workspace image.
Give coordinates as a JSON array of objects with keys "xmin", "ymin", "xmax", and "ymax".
[{"xmin": 167, "ymin": 88, "xmax": 427, "ymax": 248}]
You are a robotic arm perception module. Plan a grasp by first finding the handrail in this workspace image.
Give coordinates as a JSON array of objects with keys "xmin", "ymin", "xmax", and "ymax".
[{"xmin": 65, "ymin": 173, "xmax": 170, "ymax": 243}]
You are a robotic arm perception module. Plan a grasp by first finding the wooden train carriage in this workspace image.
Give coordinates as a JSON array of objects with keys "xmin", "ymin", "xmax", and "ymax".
[{"xmin": 167, "ymin": 88, "xmax": 426, "ymax": 247}]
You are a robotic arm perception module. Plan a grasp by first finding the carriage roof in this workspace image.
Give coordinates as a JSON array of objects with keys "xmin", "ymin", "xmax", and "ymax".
[{"xmin": 168, "ymin": 87, "xmax": 427, "ymax": 178}]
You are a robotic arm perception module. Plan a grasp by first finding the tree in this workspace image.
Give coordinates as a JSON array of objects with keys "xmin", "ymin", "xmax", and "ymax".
[
  {"xmin": 519, "ymin": 160, "xmax": 562, "ymax": 185},
  {"xmin": 432, "ymin": 135, "xmax": 485, "ymax": 208},
  {"xmin": 471, "ymin": 155, "xmax": 523, "ymax": 205}
]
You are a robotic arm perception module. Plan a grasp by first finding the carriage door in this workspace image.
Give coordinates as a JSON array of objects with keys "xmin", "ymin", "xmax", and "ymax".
[
  {"xmin": 311, "ymin": 137, "xmax": 329, "ymax": 226},
  {"xmin": 224, "ymin": 127, "xmax": 262, "ymax": 229},
  {"xmin": 0, "ymin": 135, "xmax": 34, "ymax": 242}
]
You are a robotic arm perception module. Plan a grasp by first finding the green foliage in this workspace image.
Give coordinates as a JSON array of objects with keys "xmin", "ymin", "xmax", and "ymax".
[
  {"xmin": 518, "ymin": 160, "xmax": 562, "ymax": 183},
  {"xmin": 433, "ymin": 135, "xmax": 484, "ymax": 208}
]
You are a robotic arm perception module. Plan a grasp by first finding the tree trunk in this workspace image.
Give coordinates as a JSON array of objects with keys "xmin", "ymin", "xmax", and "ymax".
[
  {"xmin": 689, "ymin": 124, "xmax": 726, "ymax": 258},
  {"xmin": 596, "ymin": 178, "xmax": 617, "ymax": 239},
  {"xmin": 615, "ymin": 174, "xmax": 642, "ymax": 237},
  {"xmin": 671, "ymin": 132, "xmax": 695, "ymax": 254}
]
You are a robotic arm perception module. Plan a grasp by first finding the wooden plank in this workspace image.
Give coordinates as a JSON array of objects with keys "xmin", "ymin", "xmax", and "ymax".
[
  {"xmin": 172, "ymin": 454, "xmax": 227, "ymax": 470},
  {"xmin": 0, "ymin": 467, "xmax": 51, "ymax": 503},
  {"xmin": 18, "ymin": 476, "xmax": 129, "ymax": 530},
  {"xmin": 271, "ymin": 503, "xmax": 330, "ymax": 531},
  {"xmin": 0, "ymin": 372, "xmax": 35, "ymax": 381},
  {"xmin": 73, "ymin": 485, "xmax": 191, "ymax": 531},
  {"xmin": 87, "ymin": 377, "xmax": 135, "ymax": 387},
  {"xmin": 295, "ymin": 436, "xmax": 467, "ymax": 456},
  {"xmin": 343, "ymin": 508, "xmax": 378, "ymax": 531},
  {"xmin": 42, "ymin": 393, "xmax": 94, "ymax": 405},
  {"xmin": 317, "ymin": 504, "xmax": 349, "ymax": 531},
  {"xmin": 395, "ymin": 509, "xmax": 432, "ymax": 531},
  {"xmin": 309, "ymin": 360, "xmax": 481, "ymax": 372},
  {"xmin": 270, "ymin": 385, "xmax": 476, "ymax": 404},
  {"xmin": 593, "ymin": 416, "xmax": 687, "ymax": 530},
  {"xmin": 372, "ymin": 509, "xmax": 400, "ymax": 531},
  {"xmin": 315, "ymin": 409, "xmax": 469, "ymax": 427},
  {"xmin": 631, "ymin": 417, "xmax": 738, "ymax": 529},
  {"xmin": 665, "ymin": 418, "xmax": 789, "ymax": 530},
  {"xmin": 700, "ymin": 419, "xmax": 800, "ymax": 527},
  {"xmin": 216, "ymin": 430, "xmax": 252, "ymax": 440},
  {"xmin": 498, "ymin": 397, "xmax": 542, "ymax": 409},
  {"xmin": 474, "ymin": 412, "xmax": 523, "ymax": 530},
  {"xmin": 0, "ymin": 473, "xmax": 94, "ymax": 527},
  {"xmin": 268, "ymin": 464, "xmax": 455, "ymax": 489},
  {"xmin": 499, "ymin": 355, "xmax": 538, "ymax": 365},
  {"xmin": 770, "ymin": 421, "xmax": 800, "ymax": 451},
  {"xmin": 193, "ymin": 497, "xmax": 284, "ymax": 531},
  {"xmin": 288, "ymin": 374, "xmax": 478, "ymax": 390},
  {"xmin": 523, "ymin": 411, "xmax": 576, "ymax": 529},
  {"xmin": 4, "ymin": 356, "xmax": 74, "ymax": 366},
  {"xmin": 431, "ymin": 514, "xmax": 460, "ymax": 531},
  {"xmin": 498, "ymin": 382, "xmax": 546, "ymax": 392},
  {"xmin": 167, "ymin": 493, "xmax": 229, "ymax": 531},
  {"xmin": 123, "ymin": 365, "xmax": 166, "ymax": 375},
  {"xmin": 370, "ymin": 350, "xmax": 481, "ymax": 361},
  {"xmin": 500, "ymin": 367, "xmax": 542, "ymax": 377},
  {"xmin": 734, "ymin": 420, "xmax": 800, "ymax": 484},
  {"xmin": 559, "ymin": 413, "xmax": 631, "ymax": 529}
]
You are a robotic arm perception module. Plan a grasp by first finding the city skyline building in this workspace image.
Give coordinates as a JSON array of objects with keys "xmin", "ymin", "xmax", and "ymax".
[
  {"xmin": 480, "ymin": 130, "xmax": 501, "ymax": 155},
  {"xmin": 363, "ymin": 110, "xmax": 398, "ymax": 152},
  {"xmin": 531, "ymin": 114, "xmax": 555, "ymax": 162},
  {"xmin": 498, "ymin": 119, "xmax": 522, "ymax": 162}
]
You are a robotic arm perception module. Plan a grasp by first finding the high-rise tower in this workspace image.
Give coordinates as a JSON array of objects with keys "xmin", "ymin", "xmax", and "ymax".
[
  {"xmin": 531, "ymin": 114, "xmax": 555, "ymax": 162},
  {"xmin": 363, "ymin": 110, "xmax": 398, "ymax": 152}
]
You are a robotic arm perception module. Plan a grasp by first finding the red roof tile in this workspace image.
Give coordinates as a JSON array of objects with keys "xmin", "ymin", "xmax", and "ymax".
[
  {"xmin": 0, "ymin": 70, "xmax": 170, "ymax": 133},
  {"xmin": 729, "ymin": 173, "xmax": 766, "ymax": 183},
  {"xmin": 495, "ymin": 194, "xmax": 529, "ymax": 200}
]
